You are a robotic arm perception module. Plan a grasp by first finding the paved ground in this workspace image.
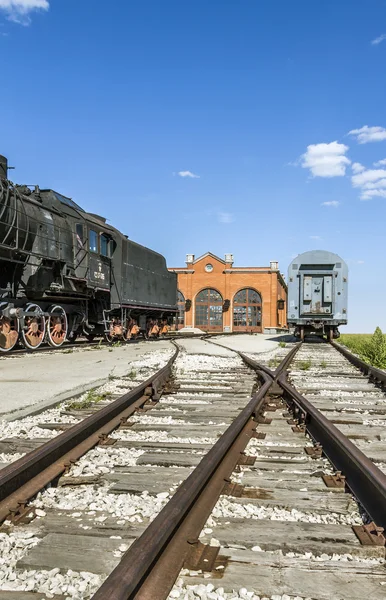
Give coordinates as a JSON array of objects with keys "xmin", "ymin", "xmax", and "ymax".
[
  {"xmin": 206, "ymin": 333, "xmax": 292, "ymax": 355},
  {"xmin": 0, "ymin": 334, "xmax": 289, "ymax": 422},
  {"xmin": 0, "ymin": 340, "xmax": 172, "ymax": 421}
]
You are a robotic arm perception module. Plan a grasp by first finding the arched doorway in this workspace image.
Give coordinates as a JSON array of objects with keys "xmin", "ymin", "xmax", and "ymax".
[
  {"xmin": 177, "ymin": 290, "xmax": 185, "ymax": 328},
  {"xmin": 233, "ymin": 288, "xmax": 262, "ymax": 332},
  {"xmin": 195, "ymin": 288, "xmax": 223, "ymax": 331}
]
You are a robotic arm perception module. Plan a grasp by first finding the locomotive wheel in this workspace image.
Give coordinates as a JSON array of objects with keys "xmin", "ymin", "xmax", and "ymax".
[
  {"xmin": 0, "ymin": 303, "xmax": 19, "ymax": 352},
  {"xmin": 47, "ymin": 305, "xmax": 68, "ymax": 347},
  {"xmin": 21, "ymin": 303, "xmax": 46, "ymax": 350}
]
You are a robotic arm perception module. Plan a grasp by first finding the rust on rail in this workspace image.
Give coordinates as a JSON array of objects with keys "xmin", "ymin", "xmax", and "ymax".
[{"xmin": 0, "ymin": 345, "xmax": 179, "ymax": 523}]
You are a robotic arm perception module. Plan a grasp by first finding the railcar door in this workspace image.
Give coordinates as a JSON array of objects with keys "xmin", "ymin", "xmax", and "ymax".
[{"xmin": 301, "ymin": 274, "xmax": 333, "ymax": 315}]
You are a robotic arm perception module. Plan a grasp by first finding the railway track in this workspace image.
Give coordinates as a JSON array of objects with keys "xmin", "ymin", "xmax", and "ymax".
[
  {"xmin": 1, "ymin": 336, "xmax": 386, "ymax": 599},
  {"xmin": 0, "ymin": 333, "xmax": 190, "ymax": 360}
]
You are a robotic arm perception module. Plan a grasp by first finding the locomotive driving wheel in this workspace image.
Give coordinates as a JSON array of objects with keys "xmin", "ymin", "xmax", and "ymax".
[
  {"xmin": 0, "ymin": 303, "xmax": 19, "ymax": 352},
  {"xmin": 21, "ymin": 303, "xmax": 46, "ymax": 350},
  {"xmin": 47, "ymin": 305, "xmax": 68, "ymax": 347}
]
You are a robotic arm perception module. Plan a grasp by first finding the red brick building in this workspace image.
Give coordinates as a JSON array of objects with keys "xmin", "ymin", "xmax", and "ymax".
[{"xmin": 169, "ymin": 252, "xmax": 287, "ymax": 333}]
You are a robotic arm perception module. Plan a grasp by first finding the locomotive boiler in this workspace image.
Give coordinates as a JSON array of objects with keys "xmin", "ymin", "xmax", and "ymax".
[
  {"xmin": 287, "ymin": 250, "xmax": 348, "ymax": 340},
  {"xmin": 0, "ymin": 155, "xmax": 177, "ymax": 351}
]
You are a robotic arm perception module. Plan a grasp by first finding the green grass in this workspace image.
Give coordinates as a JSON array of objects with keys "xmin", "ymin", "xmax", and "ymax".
[
  {"xmin": 299, "ymin": 359, "xmax": 312, "ymax": 370},
  {"xmin": 127, "ymin": 369, "xmax": 137, "ymax": 380},
  {"xmin": 278, "ymin": 341, "xmax": 286, "ymax": 348},
  {"xmin": 320, "ymin": 360, "xmax": 327, "ymax": 369},
  {"xmin": 67, "ymin": 389, "xmax": 112, "ymax": 410},
  {"xmin": 268, "ymin": 358, "xmax": 279, "ymax": 368},
  {"xmin": 339, "ymin": 328, "xmax": 386, "ymax": 369}
]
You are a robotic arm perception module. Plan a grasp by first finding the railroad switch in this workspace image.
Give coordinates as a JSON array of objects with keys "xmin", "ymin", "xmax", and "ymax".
[
  {"xmin": 322, "ymin": 472, "xmax": 346, "ymax": 488},
  {"xmin": 184, "ymin": 540, "xmax": 228, "ymax": 573},
  {"xmin": 353, "ymin": 522, "xmax": 386, "ymax": 546},
  {"xmin": 267, "ymin": 383, "xmax": 283, "ymax": 396}
]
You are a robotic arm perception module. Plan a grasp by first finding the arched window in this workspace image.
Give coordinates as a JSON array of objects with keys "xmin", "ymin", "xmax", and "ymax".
[
  {"xmin": 195, "ymin": 288, "xmax": 223, "ymax": 330},
  {"xmin": 233, "ymin": 288, "xmax": 262, "ymax": 331},
  {"xmin": 177, "ymin": 290, "xmax": 185, "ymax": 327}
]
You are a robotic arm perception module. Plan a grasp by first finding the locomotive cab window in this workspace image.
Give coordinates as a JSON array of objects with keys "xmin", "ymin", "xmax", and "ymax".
[
  {"xmin": 89, "ymin": 230, "xmax": 98, "ymax": 253},
  {"xmin": 100, "ymin": 234, "xmax": 111, "ymax": 258}
]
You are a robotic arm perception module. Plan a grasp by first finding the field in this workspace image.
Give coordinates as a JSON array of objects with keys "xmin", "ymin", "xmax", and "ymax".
[{"xmin": 339, "ymin": 329, "xmax": 386, "ymax": 369}]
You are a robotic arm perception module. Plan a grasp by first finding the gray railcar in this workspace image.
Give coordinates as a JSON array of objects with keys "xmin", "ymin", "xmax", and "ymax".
[
  {"xmin": 0, "ymin": 154, "xmax": 177, "ymax": 351},
  {"xmin": 287, "ymin": 250, "xmax": 348, "ymax": 340}
]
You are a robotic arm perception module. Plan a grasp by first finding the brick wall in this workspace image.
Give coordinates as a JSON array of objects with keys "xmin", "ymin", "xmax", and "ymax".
[{"xmin": 169, "ymin": 253, "xmax": 287, "ymax": 332}]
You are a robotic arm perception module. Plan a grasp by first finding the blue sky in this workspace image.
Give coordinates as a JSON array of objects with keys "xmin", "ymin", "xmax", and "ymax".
[{"xmin": 1, "ymin": 0, "xmax": 386, "ymax": 332}]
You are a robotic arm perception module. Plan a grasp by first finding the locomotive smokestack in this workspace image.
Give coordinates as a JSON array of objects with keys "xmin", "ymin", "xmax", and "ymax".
[{"xmin": 0, "ymin": 155, "xmax": 8, "ymax": 180}]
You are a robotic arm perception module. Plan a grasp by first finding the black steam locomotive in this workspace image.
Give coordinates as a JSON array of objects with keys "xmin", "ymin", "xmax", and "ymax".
[{"xmin": 0, "ymin": 155, "xmax": 177, "ymax": 352}]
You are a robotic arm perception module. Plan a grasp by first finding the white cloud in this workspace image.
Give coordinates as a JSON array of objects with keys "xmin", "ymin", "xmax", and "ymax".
[
  {"xmin": 348, "ymin": 125, "xmax": 386, "ymax": 144},
  {"xmin": 177, "ymin": 170, "xmax": 200, "ymax": 179},
  {"xmin": 0, "ymin": 0, "xmax": 49, "ymax": 24},
  {"xmin": 321, "ymin": 200, "xmax": 340, "ymax": 207},
  {"xmin": 300, "ymin": 141, "xmax": 350, "ymax": 177},
  {"xmin": 351, "ymin": 162, "xmax": 365, "ymax": 174},
  {"xmin": 351, "ymin": 167, "xmax": 386, "ymax": 200},
  {"xmin": 309, "ymin": 235, "xmax": 322, "ymax": 240},
  {"xmin": 374, "ymin": 158, "xmax": 386, "ymax": 167},
  {"xmin": 371, "ymin": 33, "xmax": 386, "ymax": 45},
  {"xmin": 352, "ymin": 168, "xmax": 386, "ymax": 187},
  {"xmin": 357, "ymin": 260, "xmax": 365, "ymax": 264},
  {"xmin": 217, "ymin": 212, "xmax": 234, "ymax": 224}
]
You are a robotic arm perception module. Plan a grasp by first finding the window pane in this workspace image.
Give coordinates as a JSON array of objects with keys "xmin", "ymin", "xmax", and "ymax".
[
  {"xmin": 177, "ymin": 290, "xmax": 185, "ymax": 303},
  {"xmin": 209, "ymin": 306, "xmax": 222, "ymax": 326},
  {"xmin": 89, "ymin": 230, "xmax": 98, "ymax": 253},
  {"xmin": 209, "ymin": 289, "xmax": 222, "ymax": 302},
  {"xmin": 195, "ymin": 305, "xmax": 208, "ymax": 326},
  {"xmin": 76, "ymin": 224, "xmax": 84, "ymax": 246},
  {"xmin": 196, "ymin": 290, "xmax": 208, "ymax": 303},
  {"xmin": 234, "ymin": 289, "xmax": 247, "ymax": 304},
  {"xmin": 100, "ymin": 234, "xmax": 109, "ymax": 257},
  {"xmin": 233, "ymin": 306, "xmax": 246, "ymax": 327},
  {"xmin": 248, "ymin": 289, "xmax": 262, "ymax": 304}
]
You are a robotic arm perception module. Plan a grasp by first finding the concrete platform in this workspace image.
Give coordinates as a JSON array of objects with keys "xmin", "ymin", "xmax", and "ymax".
[
  {"xmin": 176, "ymin": 333, "xmax": 287, "ymax": 357},
  {"xmin": 0, "ymin": 341, "xmax": 172, "ymax": 421}
]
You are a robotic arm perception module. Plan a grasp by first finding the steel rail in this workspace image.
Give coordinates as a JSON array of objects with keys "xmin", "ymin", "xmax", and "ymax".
[
  {"xmin": 0, "ymin": 345, "xmax": 179, "ymax": 523},
  {"xmin": 278, "ymin": 374, "xmax": 386, "ymax": 528},
  {"xmin": 91, "ymin": 372, "xmax": 274, "ymax": 600},
  {"xmin": 331, "ymin": 340, "xmax": 386, "ymax": 386}
]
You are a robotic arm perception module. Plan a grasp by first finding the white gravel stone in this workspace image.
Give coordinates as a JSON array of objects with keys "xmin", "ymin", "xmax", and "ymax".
[
  {"xmin": 32, "ymin": 484, "xmax": 170, "ymax": 523},
  {"xmin": 66, "ymin": 446, "xmax": 145, "ymax": 477},
  {"xmin": 204, "ymin": 497, "xmax": 362, "ymax": 526}
]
